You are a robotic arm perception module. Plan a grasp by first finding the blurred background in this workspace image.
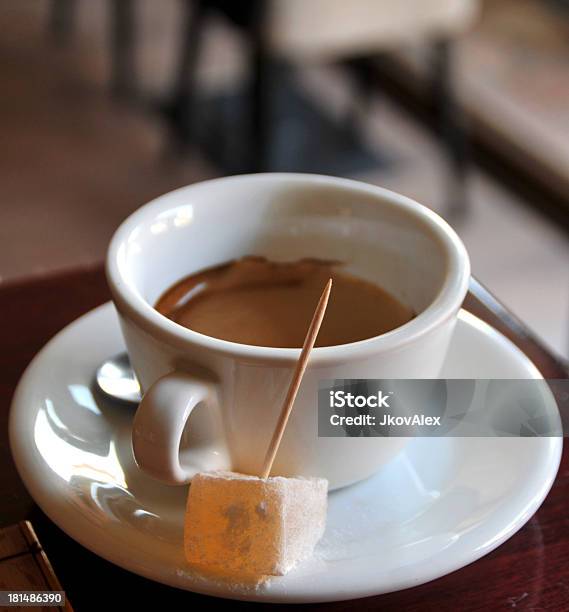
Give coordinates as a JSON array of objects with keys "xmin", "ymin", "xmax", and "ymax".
[{"xmin": 1, "ymin": 0, "xmax": 568, "ymax": 358}]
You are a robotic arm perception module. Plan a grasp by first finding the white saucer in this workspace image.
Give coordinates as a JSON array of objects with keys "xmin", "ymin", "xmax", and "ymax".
[{"xmin": 9, "ymin": 304, "xmax": 562, "ymax": 603}]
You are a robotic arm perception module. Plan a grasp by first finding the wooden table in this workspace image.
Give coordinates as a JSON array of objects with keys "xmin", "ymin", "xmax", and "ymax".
[{"xmin": 1, "ymin": 266, "xmax": 567, "ymax": 611}]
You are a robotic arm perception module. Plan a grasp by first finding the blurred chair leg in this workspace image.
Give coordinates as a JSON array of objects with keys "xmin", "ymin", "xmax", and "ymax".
[
  {"xmin": 248, "ymin": 1, "xmax": 270, "ymax": 172},
  {"xmin": 431, "ymin": 39, "xmax": 470, "ymax": 220},
  {"xmin": 344, "ymin": 57, "xmax": 376, "ymax": 134},
  {"xmin": 163, "ymin": 0, "xmax": 205, "ymax": 148},
  {"xmin": 250, "ymin": 36, "xmax": 269, "ymax": 171},
  {"xmin": 49, "ymin": 0, "xmax": 75, "ymax": 45},
  {"xmin": 110, "ymin": 0, "xmax": 136, "ymax": 99}
]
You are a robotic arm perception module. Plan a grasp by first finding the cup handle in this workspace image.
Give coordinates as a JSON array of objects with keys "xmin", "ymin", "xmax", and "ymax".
[{"xmin": 132, "ymin": 371, "xmax": 230, "ymax": 484}]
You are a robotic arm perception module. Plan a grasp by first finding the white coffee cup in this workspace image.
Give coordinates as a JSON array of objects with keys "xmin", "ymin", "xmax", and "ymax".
[{"xmin": 106, "ymin": 174, "xmax": 470, "ymax": 490}]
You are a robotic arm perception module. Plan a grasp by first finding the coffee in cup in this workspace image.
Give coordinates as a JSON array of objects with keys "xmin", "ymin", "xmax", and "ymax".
[{"xmin": 155, "ymin": 256, "xmax": 414, "ymax": 348}]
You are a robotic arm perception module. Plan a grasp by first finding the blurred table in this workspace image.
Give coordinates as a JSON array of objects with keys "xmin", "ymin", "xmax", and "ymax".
[{"xmin": 0, "ymin": 265, "xmax": 567, "ymax": 611}]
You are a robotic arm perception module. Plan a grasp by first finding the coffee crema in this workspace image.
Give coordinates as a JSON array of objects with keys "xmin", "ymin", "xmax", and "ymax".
[{"xmin": 155, "ymin": 257, "xmax": 414, "ymax": 348}]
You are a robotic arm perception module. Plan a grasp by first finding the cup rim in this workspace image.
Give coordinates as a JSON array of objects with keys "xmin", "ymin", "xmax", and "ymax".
[{"xmin": 106, "ymin": 173, "xmax": 470, "ymax": 366}]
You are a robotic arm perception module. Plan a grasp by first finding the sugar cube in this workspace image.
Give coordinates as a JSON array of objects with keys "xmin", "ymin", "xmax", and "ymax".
[{"xmin": 184, "ymin": 471, "xmax": 328, "ymax": 578}]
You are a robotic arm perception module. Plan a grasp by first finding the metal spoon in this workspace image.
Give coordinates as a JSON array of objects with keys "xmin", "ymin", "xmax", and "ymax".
[{"xmin": 95, "ymin": 353, "xmax": 141, "ymax": 405}]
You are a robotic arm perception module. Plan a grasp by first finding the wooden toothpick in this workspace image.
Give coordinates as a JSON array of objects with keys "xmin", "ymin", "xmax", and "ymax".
[{"xmin": 260, "ymin": 278, "xmax": 333, "ymax": 479}]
